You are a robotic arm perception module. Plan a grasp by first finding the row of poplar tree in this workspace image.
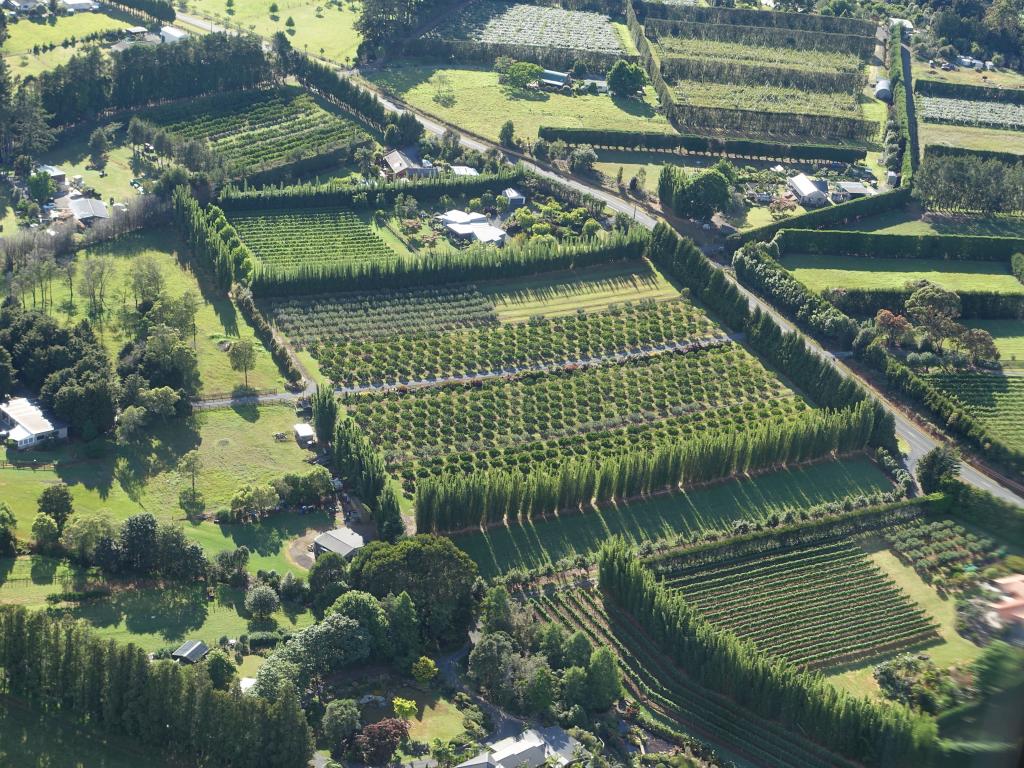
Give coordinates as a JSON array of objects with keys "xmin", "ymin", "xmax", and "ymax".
[
  {"xmin": 597, "ymin": 539, "xmax": 938, "ymax": 767},
  {"xmin": 0, "ymin": 606, "xmax": 313, "ymax": 768},
  {"xmin": 415, "ymin": 400, "xmax": 882, "ymax": 533}
]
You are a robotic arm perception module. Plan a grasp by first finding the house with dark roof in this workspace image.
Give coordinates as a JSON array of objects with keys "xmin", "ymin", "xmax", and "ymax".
[
  {"xmin": 171, "ymin": 640, "xmax": 209, "ymax": 664},
  {"xmin": 539, "ymin": 70, "xmax": 571, "ymax": 90},
  {"xmin": 382, "ymin": 149, "xmax": 438, "ymax": 180}
]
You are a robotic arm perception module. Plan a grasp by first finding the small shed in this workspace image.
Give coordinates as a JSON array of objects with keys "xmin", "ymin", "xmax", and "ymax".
[
  {"xmin": 38, "ymin": 164, "xmax": 67, "ymax": 186},
  {"xmin": 832, "ymin": 181, "xmax": 875, "ymax": 203},
  {"xmin": 874, "ymin": 78, "xmax": 892, "ymax": 102},
  {"xmin": 449, "ymin": 165, "xmax": 479, "ymax": 177},
  {"xmin": 539, "ymin": 70, "xmax": 571, "ymax": 90},
  {"xmin": 581, "ymin": 78, "xmax": 609, "ymax": 94},
  {"xmin": 886, "ymin": 170, "xmax": 900, "ymax": 188},
  {"xmin": 502, "ymin": 188, "xmax": 526, "ymax": 209},
  {"xmin": 171, "ymin": 640, "xmax": 209, "ymax": 664},
  {"xmin": 293, "ymin": 422, "xmax": 316, "ymax": 447},
  {"xmin": 313, "ymin": 528, "xmax": 365, "ymax": 559}
]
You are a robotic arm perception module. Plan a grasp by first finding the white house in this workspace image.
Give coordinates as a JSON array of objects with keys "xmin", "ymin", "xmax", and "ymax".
[
  {"xmin": 312, "ymin": 528, "xmax": 364, "ymax": 559},
  {"xmin": 457, "ymin": 728, "xmax": 580, "ymax": 768},
  {"xmin": 5, "ymin": 0, "xmax": 45, "ymax": 13},
  {"xmin": 0, "ymin": 398, "xmax": 68, "ymax": 449},
  {"xmin": 159, "ymin": 25, "xmax": 188, "ymax": 44},
  {"xmin": 446, "ymin": 222, "xmax": 506, "ymax": 245},
  {"xmin": 439, "ymin": 210, "xmax": 488, "ymax": 226},
  {"xmin": 59, "ymin": 0, "xmax": 99, "ymax": 11},
  {"xmin": 787, "ymin": 173, "xmax": 829, "ymax": 207}
]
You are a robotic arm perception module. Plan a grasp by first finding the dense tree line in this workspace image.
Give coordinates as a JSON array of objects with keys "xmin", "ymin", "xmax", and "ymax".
[
  {"xmin": 415, "ymin": 400, "xmax": 882, "ymax": 532},
  {"xmin": 825, "ymin": 286, "xmax": 1024, "ymax": 320},
  {"xmin": 732, "ymin": 240, "xmax": 860, "ymax": 348},
  {"xmin": 173, "ymin": 186, "xmax": 248, "ymax": 289},
  {"xmin": 536, "ymin": 126, "xmax": 868, "ymax": 162},
  {"xmin": 639, "ymin": 2, "xmax": 877, "ymax": 36},
  {"xmin": 0, "ymin": 606, "xmax": 313, "ymax": 768},
  {"xmin": 597, "ymin": 539, "xmax": 937, "ymax": 767},
  {"xmin": 37, "ymin": 34, "xmax": 269, "ymax": 127},
  {"xmin": 333, "ymin": 416, "xmax": 387, "ymax": 504},
  {"xmin": 277, "ymin": 42, "xmax": 388, "ymax": 128},
  {"xmin": 774, "ymin": 228, "xmax": 1023, "ymax": 261},
  {"xmin": 914, "ymin": 153, "xmax": 1024, "ymax": 214},
  {"xmin": 106, "ymin": 0, "xmax": 175, "ymax": 22}
]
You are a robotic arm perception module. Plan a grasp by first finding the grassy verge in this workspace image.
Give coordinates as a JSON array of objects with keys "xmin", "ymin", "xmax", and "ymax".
[
  {"xmin": 827, "ymin": 539, "xmax": 983, "ymax": 699},
  {"xmin": 919, "ymin": 122, "xmax": 1024, "ymax": 156},
  {"xmin": 833, "ymin": 206, "xmax": 1024, "ymax": 237},
  {"xmin": 451, "ymin": 455, "xmax": 892, "ymax": 578},
  {"xmin": 781, "ymin": 253, "xmax": 1024, "ymax": 294},
  {"xmin": 366, "ymin": 65, "xmax": 673, "ymax": 141}
]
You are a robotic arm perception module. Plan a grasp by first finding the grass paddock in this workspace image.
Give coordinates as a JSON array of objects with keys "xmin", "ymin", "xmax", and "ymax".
[{"xmin": 452, "ymin": 456, "xmax": 891, "ymax": 578}]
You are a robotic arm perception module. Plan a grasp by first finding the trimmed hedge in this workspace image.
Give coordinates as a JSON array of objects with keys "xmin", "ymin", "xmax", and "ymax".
[
  {"xmin": 945, "ymin": 481, "xmax": 1024, "ymax": 547},
  {"xmin": 659, "ymin": 54, "xmax": 862, "ymax": 93},
  {"xmin": 402, "ymin": 37, "xmax": 635, "ymax": 72},
  {"xmin": 916, "ymin": 78, "xmax": 1024, "ymax": 105},
  {"xmin": 637, "ymin": 1, "xmax": 877, "ymax": 36},
  {"xmin": 233, "ymin": 288, "xmax": 304, "ymax": 383},
  {"xmin": 666, "ymin": 102, "xmax": 874, "ymax": 145},
  {"xmin": 774, "ymin": 229, "xmax": 1024, "ymax": 261},
  {"xmin": 536, "ymin": 126, "xmax": 867, "ymax": 162},
  {"xmin": 726, "ymin": 188, "xmax": 911, "ymax": 247},
  {"xmin": 644, "ymin": 17, "xmax": 876, "ymax": 58},
  {"xmin": 924, "ymin": 143, "xmax": 1024, "ymax": 165},
  {"xmin": 825, "ymin": 287, "xmax": 1024, "ymax": 320},
  {"xmin": 219, "ymin": 168, "xmax": 525, "ymax": 211},
  {"xmin": 1014, "ymin": 252, "xmax": 1024, "ymax": 284}
]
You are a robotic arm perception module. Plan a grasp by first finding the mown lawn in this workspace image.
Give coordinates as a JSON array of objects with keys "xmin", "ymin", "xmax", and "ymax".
[
  {"xmin": 827, "ymin": 539, "xmax": 983, "ymax": 699},
  {"xmin": 482, "ymin": 261, "xmax": 680, "ymax": 322},
  {"xmin": 0, "ymin": 404, "xmax": 317, "ymax": 573},
  {"xmin": 966, "ymin": 319, "xmax": 1024, "ymax": 368},
  {"xmin": 24, "ymin": 228, "xmax": 286, "ymax": 397},
  {"xmin": 0, "ymin": 556, "xmax": 315, "ymax": 652},
  {"xmin": 183, "ymin": 0, "xmax": 361, "ymax": 64},
  {"xmin": 782, "ymin": 253, "xmax": 1024, "ymax": 294},
  {"xmin": 0, "ymin": 697, "xmax": 172, "ymax": 768},
  {"xmin": 366, "ymin": 65, "xmax": 674, "ymax": 141},
  {"xmin": 919, "ymin": 121, "xmax": 1024, "ymax": 156},
  {"xmin": 2, "ymin": 10, "xmax": 132, "ymax": 54},
  {"xmin": 452, "ymin": 456, "xmax": 892, "ymax": 578},
  {"xmin": 834, "ymin": 206, "xmax": 1024, "ymax": 237}
]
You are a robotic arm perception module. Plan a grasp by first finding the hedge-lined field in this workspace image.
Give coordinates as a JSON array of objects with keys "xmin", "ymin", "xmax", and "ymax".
[
  {"xmin": 664, "ymin": 541, "xmax": 939, "ymax": 669},
  {"xmin": 346, "ymin": 343, "xmax": 805, "ymax": 488},
  {"xmin": 781, "ymin": 254, "xmax": 1024, "ymax": 295},
  {"xmin": 317, "ymin": 298, "xmax": 722, "ymax": 387},
  {"xmin": 267, "ymin": 286, "xmax": 500, "ymax": 347},
  {"xmin": 451, "ymin": 456, "xmax": 891, "ymax": 576},
  {"xmin": 653, "ymin": 35, "xmax": 862, "ymax": 73},
  {"xmin": 537, "ymin": 588, "xmax": 861, "ymax": 768},
  {"xmin": 231, "ymin": 207, "xmax": 400, "ymax": 273},
  {"xmin": 141, "ymin": 87, "xmax": 369, "ymax": 176},
  {"xmin": 925, "ymin": 373, "xmax": 1024, "ymax": 452}
]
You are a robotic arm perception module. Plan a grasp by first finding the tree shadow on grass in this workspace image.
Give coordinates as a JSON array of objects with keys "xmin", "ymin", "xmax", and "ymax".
[
  {"xmin": 230, "ymin": 399, "xmax": 261, "ymax": 422},
  {"xmin": 29, "ymin": 555, "xmax": 59, "ymax": 585},
  {"xmin": 610, "ymin": 94, "xmax": 658, "ymax": 119},
  {"xmin": 216, "ymin": 509, "xmax": 334, "ymax": 558},
  {"xmin": 71, "ymin": 584, "xmax": 209, "ymax": 643}
]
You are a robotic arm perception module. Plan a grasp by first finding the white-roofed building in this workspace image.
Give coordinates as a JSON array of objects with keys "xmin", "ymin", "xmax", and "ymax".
[
  {"xmin": 502, "ymin": 188, "xmax": 526, "ymax": 209},
  {"xmin": 874, "ymin": 78, "xmax": 892, "ymax": 102},
  {"xmin": 293, "ymin": 422, "xmax": 316, "ymax": 447},
  {"xmin": 160, "ymin": 25, "xmax": 188, "ymax": 43},
  {"xmin": 1, "ymin": 398, "xmax": 68, "ymax": 449},
  {"xmin": 313, "ymin": 528, "xmax": 365, "ymax": 559},
  {"xmin": 446, "ymin": 222, "xmax": 506, "ymax": 245},
  {"xmin": 439, "ymin": 210, "xmax": 488, "ymax": 226},
  {"xmin": 786, "ymin": 173, "xmax": 829, "ymax": 207},
  {"xmin": 456, "ymin": 728, "xmax": 580, "ymax": 768},
  {"xmin": 449, "ymin": 165, "xmax": 479, "ymax": 176},
  {"xmin": 60, "ymin": 0, "xmax": 99, "ymax": 11}
]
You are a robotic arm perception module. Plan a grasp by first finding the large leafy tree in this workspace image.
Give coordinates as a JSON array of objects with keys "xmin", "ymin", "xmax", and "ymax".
[{"xmin": 348, "ymin": 535, "xmax": 478, "ymax": 644}]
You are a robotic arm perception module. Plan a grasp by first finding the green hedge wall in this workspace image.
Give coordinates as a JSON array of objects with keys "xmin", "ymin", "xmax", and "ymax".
[
  {"xmin": 638, "ymin": 1, "xmax": 877, "ymax": 37},
  {"xmin": 924, "ymin": 143, "xmax": 1024, "ymax": 165},
  {"xmin": 774, "ymin": 229, "xmax": 1024, "ymax": 261},
  {"xmin": 536, "ymin": 126, "xmax": 868, "ymax": 162},
  {"xmin": 726, "ymin": 188, "xmax": 912, "ymax": 247},
  {"xmin": 825, "ymin": 287, "xmax": 1024, "ymax": 319},
  {"xmin": 916, "ymin": 77, "xmax": 1024, "ymax": 105}
]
